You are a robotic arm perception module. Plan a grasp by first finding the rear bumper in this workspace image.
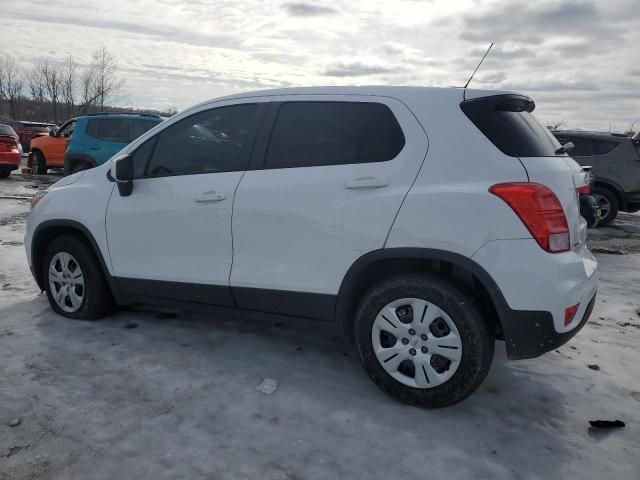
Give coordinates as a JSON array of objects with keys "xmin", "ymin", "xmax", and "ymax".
[
  {"xmin": 0, "ymin": 152, "xmax": 21, "ymax": 168},
  {"xmin": 472, "ymin": 238, "xmax": 598, "ymax": 359},
  {"xmin": 499, "ymin": 293, "xmax": 595, "ymax": 359}
]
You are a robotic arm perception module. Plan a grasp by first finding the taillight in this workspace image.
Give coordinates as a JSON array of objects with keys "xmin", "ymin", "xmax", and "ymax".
[
  {"xmin": 490, "ymin": 182, "xmax": 570, "ymax": 253},
  {"xmin": 0, "ymin": 135, "xmax": 17, "ymax": 147},
  {"xmin": 577, "ymin": 184, "xmax": 591, "ymax": 195}
]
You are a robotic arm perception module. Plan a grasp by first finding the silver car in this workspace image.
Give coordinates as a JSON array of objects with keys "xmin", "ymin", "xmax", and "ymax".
[{"xmin": 553, "ymin": 130, "xmax": 640, "ymax": 225}]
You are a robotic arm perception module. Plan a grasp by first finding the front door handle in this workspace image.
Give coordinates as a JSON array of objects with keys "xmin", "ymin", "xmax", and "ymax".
[
  {"xmin": 345, "ymin": 176, "xmax": 389, "ymax": 189},
  {"xmin": 195, "ymin": 191, "xmax": 226, "ymax": 203},
  {"xmin": 90, "ymin": 145, "xmax": 101, "ymax": 150}
]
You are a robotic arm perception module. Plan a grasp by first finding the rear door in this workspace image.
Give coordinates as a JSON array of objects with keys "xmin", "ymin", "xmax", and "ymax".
[
  {"xmin": 230, "ymin": 95, "xmax": 428, "ymax": 317},
  {"xmin": 87, "ymin": 118, "xmax": 130, "ymax": 164}
]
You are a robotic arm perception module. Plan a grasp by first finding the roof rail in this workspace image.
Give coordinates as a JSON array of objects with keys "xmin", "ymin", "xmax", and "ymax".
[{"xmin": 83, "ymin": 112, "xmax": 163, "ymax": 118}]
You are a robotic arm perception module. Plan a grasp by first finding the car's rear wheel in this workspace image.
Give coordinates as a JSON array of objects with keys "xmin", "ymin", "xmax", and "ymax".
[
  {"xmin": 43, "ymin": 235, "xmax": 115, "ymax": 319},
  {"xmin": 31, "ymin": 151, "xmax": 48, "ymax": 175},
  {"xmin": 354, "ymin": 274, "xmax": 494, "ymax": 408},
  {"xmin": 593, "ymin": 186, "xmax": 619, "ymax": 226},
  {"xmin": 0, "ymin": 169, "xmax": 10, "ymax": 179}
]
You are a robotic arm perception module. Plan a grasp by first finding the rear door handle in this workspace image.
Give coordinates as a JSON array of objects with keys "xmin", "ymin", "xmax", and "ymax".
[
  {"xmin": 345, "ymin": 176, "xmax": 389, "ymax": 189},
  {"xmin": 195, "ymin": 191, "xmax": 226, "ymax": 203}
]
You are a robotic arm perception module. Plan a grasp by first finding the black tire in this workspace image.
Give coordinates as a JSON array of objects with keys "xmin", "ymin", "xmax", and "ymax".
[
  {"xmin": 593, "ymin": 186, "xmax": 619, "ymax": 227},
  {"xmin": 31, "ymin": 150, "xmax": 48, "ymax": 174},
  {"xmin": 0, "ymin": 169, "xmax": 10, "ymax": 179},
  {"xmin": 354, "ymin": 274, "xmax": 494, "ymax": 408},
  {"xmin": 42, "ymin": 235, "xmax": 115, "ymax": 319}
]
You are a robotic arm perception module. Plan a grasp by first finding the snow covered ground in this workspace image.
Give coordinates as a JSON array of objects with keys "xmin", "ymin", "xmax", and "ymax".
[{"xmin": 1, "ymin": 172, "xmax": 639, "ymax": 480}]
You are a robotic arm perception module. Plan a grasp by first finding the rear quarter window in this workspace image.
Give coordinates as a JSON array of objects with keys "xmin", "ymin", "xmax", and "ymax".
[{"xmin": 461, "ymin": 95, "xmax": 563, "ymax": 157}]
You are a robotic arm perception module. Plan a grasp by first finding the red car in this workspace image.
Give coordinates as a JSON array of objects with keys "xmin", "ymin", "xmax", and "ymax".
[
  {"xmin": 0, "ymin": 124, "xmax": 21, "ymax": 178},
  {"xmin": 0, "ymin": 120, "xmax": 54, "ymax": 152}
]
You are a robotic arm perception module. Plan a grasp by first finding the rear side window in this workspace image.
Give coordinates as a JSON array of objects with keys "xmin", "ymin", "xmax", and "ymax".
[
  {"xmin": 461, "ymin": 95, "xmax": 562, "ymax": 157},
  {"xmin": 87, "ymin": 119, "xmax": 129, "ymax": 143},
  {"xmin": 145, "ymin": 103, "xmax": 262, "ymax": 177},
  {"xmin": 556, "ymin": 136, "xmax": 620, "ymax": 157},
  {"xmin": 594, "ymin": 140, "xmax": 619, "ymax": 155},
  {"xmin": 130, "ymin": 119, "xmax": 158, "ymax": 141},
  {"xmin": 264, "ymin": 102, "xmax": 404, "ymax": 169}
]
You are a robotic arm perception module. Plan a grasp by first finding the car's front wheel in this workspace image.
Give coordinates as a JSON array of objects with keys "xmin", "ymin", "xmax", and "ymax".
[
  {"xmin": 31, "ymin": 151, "xmax": 48, "ymax": 175},
  {"xmin": 354, "ymin": 274, "xmax": 494, "ymax": 408},
  {"xmin": 43, "ymin": 235, "xmax": 115, "ymax": 319}
]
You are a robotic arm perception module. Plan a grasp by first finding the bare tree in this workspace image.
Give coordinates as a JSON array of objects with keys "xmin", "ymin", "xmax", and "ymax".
[
  {"xmin": 92, "ymin": 47, "xmax": 125, "ymax": 110},
  {"xmin": 545, "ymin": 120, "xmax": 566, "ymax": 130},
  {"xmin": 38, "ymin": 61, "xmax": 63, "ymax": 123},
  {"xmin": 61, "ymin": 55, "xmax": 77, "ymax": 118},
  {"xmin": 0, "ymin": 55, "xmax": 25, "ymax": 119},
  {"xmin": 78, "ymin": 48, "xmax": 124, "ymax": 114},
  {"xmin": 78, "ymin": 63, "xmax": 97, "ymax": 114},
  {"xmin": 163, "ymin": 106, "xmax": 178, "ymax": 116},
  {"xmin": 26, "ymin": 65, "xmax": 46, "ymax": 104}
]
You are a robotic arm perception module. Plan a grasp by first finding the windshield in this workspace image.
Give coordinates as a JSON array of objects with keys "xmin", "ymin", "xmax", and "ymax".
[{"xmin": 0, "ymin": 125, "xmax": 16, "ymax": 136}]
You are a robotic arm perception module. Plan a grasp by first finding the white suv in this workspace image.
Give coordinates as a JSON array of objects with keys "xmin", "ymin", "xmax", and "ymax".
[{"xmin": 25, "ymin": 87, "xmax": 598, "ymax": 407}]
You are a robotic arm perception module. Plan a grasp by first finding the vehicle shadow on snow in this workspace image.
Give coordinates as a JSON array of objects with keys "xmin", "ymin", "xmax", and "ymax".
[{"xmin": 7, "ymin": 298, "xmax": 577, "ymax": 477}]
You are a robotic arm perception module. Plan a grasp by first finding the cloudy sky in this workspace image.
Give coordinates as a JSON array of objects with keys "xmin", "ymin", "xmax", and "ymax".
[{"xmin": 2, "ymin": 0, "xmax": 638, "ymax": 130}]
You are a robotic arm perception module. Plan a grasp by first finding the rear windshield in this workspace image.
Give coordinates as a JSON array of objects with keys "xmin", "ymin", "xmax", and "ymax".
[
  {"xmin": 461, "ymin": 94, "xmax": 563, "ymax": 157},
  {"xmin": 0, "ymin": 125, "xmax": 15, "ymax": 136}
]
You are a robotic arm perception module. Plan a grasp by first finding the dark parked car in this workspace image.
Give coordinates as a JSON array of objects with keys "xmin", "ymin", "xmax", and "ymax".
[
  {"xmin": 0, "ymin": 120, "xmax": 55, "ymax": 152},
  {"xmin": 553, "ymin": 130, "xmax": 640, "ymax": 225}
]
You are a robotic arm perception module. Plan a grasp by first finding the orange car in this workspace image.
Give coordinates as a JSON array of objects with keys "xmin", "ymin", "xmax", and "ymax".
[
  {"xmin": 29, "ymin": 119, "xmax": 76, "ymax": 173},
  {"xmin": 0, "ymin": 124, "xmax": 21, "ymax": 179}
]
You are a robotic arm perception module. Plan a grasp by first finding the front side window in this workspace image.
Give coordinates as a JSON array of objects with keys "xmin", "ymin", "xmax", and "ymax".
[
  {"xmin": 58, "ymin": 120, "xmax": 76, "ymax": 138},
  {"xmin": 265, "ymin": 102, "xmax": 404, "ymax": 169},
  {"xmin": 131, "ymin": 136, "xmax": 158, "ymax": 179},
  {"xmin": 130, "ymin": 119, "xmax": 158, "ymax": 141},
  {"xmin": 145, "ymin": 103, "xmax": 261, "ymax": 177}
]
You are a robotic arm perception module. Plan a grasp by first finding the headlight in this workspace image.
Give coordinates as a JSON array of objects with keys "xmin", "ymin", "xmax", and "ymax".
[{"xmin": 31, "ymin": 190, "xmax": 48, "ymax": 209}]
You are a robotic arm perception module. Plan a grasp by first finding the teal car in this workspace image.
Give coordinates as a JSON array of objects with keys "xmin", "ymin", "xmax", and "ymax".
[{"xmin": 64, "ymin": 113, "xmax": 163, "ymax": 175}]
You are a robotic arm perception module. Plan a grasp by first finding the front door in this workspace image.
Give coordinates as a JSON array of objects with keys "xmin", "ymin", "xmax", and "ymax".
[
  {"xmin": 51, "ymin": 120, "xmax": 75, "ymax": 166},
  {"xmin": 105, "ymin": 100, "xmax": 266, "ymax": 305}
]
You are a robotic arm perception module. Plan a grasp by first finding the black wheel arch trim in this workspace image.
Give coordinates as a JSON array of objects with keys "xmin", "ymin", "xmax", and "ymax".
[
  {"xmin": 64, "ymin": 153, "xmax": 97, "ymax": 175},
  {"xmin": 334, "ymin": 247, "xmax": 571, "ymax": 359},
  {"xmin": 593, "ymin": 180, "xmax": 626, "ymax": 210},
  {"xmin": 31, "ymin": 219, "xmax": 125, "ymax": 302}
]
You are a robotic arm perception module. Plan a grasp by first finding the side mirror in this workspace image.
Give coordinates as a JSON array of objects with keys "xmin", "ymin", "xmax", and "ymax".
[
  {"xmin": 49, "ymin": 129, "xmax": 57, "ymax": 137},
  {"xmin": 110, "ymin": 154, "xmax": 134, "ymax": 197}
]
